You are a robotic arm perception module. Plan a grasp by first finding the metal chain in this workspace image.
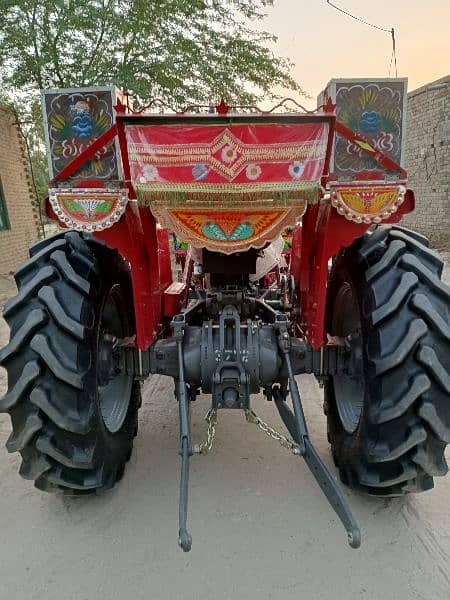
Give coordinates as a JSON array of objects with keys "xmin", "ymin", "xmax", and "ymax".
[
  {"xmin": 193, "ymin": 406, "xmax": 300, "ymax": 456},
  {"xmin": 244, "ymin": 409, "xmax": 300, "ymax": 454},
  {"xmin": 192, "ymin": 408, "xmax": 218, "ymax": 454}
]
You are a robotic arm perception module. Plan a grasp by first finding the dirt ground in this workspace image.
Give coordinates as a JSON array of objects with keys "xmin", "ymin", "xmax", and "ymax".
[{"xmin": 0, "ymin": 252, "xmax": 449, "ymax": 600}]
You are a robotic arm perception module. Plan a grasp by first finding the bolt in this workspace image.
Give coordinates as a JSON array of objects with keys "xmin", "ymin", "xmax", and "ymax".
[{"xmin": 292, "ymin": 447, "xmax": 301, "ymax": 455}]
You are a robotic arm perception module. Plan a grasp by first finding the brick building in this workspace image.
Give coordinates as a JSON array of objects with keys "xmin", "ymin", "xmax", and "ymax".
[
  {"xmin": 401, "ymin": 76, "xmax": 450, "ymax": 247},
  {"xmin": 0, "ymin": 105, "xmax": 41, "ymax": 275}
]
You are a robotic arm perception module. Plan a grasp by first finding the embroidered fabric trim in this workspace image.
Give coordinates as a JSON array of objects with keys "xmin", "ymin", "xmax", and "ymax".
[
  {"xmin": 135, "ymin": 181, "xmax": 320, "ymax": 207},
  {"xmin": 150, "ymin": 204, "xmax": 306, "ymax": 254}
]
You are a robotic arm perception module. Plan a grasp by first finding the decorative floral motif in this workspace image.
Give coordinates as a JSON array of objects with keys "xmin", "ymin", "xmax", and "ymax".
[
  {"xmin": 192, "ymin": 163, "xmax": 209, "ymax": 181},
  {"xmin": 49, "ymin": 188, "xmax": 128, "ymax": 232},
  {"xmin": 289, "ymin": 161, "xmax": 305, "ymax": 179},
  {"xmin": 330, "ymin": 184, "xmax": 406, "ymax": 224},
  {"xmin": 221, "ymin": 144, "xmax": 238, "ymax": 164},
  {"xmin": 245, "ymin": 164, "xmax": 261, "ymax": 180},
  {"xmin": 358, "ymin": 111, "xmax": 381, "ymax": 134},
  {"xmin": 67, "ymin": 100, "xmax": 93, "ymax": 139},
  {"xmin": 374, "ymin": 132, "xmax": 394, "ymax": 153},
  {"xmin": 139, "ymin": 164, "xmax": 159, "ymax": 183},
  {"xmin": 334, "ymin": 82, "xmax": 406, "ymax": 175}
]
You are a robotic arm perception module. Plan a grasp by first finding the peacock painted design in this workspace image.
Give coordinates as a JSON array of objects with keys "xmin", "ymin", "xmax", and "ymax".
[
  {"xmin": 333, "ymin": 81, "xmax": 406, "ymax": 176},
  {"xmin": 42, "ymin": 88, "xmax": 120, "ymax": 179}
]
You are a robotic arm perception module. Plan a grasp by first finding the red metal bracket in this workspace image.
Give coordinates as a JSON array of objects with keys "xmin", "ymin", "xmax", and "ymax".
[{"xmin": 291, "ymin": 191, "xmax": 415, "ymax": 349}]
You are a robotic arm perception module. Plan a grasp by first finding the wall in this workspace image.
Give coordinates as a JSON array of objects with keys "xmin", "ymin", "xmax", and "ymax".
[
  {"xmin": 0, "ymin": 105, "xmax": 41, "ymax": 275},
  {"xmin": 401, "ymin": 76, "xmax": 450, "ymax": 247}
]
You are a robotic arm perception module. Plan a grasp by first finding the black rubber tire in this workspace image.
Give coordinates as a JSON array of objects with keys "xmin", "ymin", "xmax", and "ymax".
[
  {"xmin": 0, "ymin": 230, "xmax": 141, "ymax": 495},
  {"xmin": 324, "ymin": 225, "xmax": 450, "ymax": 496}
]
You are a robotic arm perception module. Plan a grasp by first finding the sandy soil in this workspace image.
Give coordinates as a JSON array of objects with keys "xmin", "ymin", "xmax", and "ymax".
[{"xmin": 0, "ymin": 254, "xmax": 449, "ymax": 600}]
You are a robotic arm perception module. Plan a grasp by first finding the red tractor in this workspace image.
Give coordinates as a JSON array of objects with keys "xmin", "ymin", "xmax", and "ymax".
[{"xmin": 1, "ymin": 85, "xmax": 449, "ymax": 551}]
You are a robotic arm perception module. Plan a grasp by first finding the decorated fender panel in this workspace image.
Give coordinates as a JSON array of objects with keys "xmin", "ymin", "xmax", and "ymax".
[{"xmin": 48, "ymin": 187, "xmax": 128, "ymax": 232}]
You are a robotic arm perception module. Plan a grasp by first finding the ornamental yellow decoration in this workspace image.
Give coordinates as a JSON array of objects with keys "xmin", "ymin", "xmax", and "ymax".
[{"xmin": 330, "ymin": 184, "xmax": 407, "ymax": 224}]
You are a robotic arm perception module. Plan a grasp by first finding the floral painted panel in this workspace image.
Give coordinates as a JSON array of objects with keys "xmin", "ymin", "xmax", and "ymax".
[
  {"xmin": 333, "ymin": 80, "xmax": 406, "ymax": 177},
  {"xmin": 42, "ymin": 87, "xmax": 120, "ymax": 180}
]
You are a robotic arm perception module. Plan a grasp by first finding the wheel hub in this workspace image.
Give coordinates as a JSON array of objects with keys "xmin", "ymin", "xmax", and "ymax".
[
  {"xmin": 97, "ymin": 287, "xmax": 133, "ymax": 434},
  {"xmin": 98, "ymin": 334, "xmax": 122, "ymax": 385},
  {"xmin": 332, "ymin": 283, "xmax": 365, "ymax": 435}
]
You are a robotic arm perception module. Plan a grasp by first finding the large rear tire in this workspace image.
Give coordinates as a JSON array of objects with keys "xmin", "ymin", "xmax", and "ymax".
[
  {"xmin": 325, "ymin": 225, "xmax": 450, "ymax": 496},
  {"xmin": 0, "ymin": 231, "xmax": 141, "ymax": 494}
]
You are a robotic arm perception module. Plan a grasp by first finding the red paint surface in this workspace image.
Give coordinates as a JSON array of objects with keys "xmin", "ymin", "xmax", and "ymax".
[
  {"xmin": 125, "ymin": 122, "xmax": 330, "ymax": 185},
  {"xmin": 290, "ymin": 193, "xmax": 415, "ymax": 349},
  {"xmin": 45, "ymin": 108, "xmax": 415, "ymax": 351}
]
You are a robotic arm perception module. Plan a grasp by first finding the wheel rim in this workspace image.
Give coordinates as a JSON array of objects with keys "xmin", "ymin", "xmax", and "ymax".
[
  {"xmin": 97, "ymin": 285, "xmax": 133, "ymax": 434},
  {"xmin": 332, "ymin": 282, "xmax": 364, "ymax": 435}
]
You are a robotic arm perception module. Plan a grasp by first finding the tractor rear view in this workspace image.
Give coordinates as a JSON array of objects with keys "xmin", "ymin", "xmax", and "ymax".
[{"xmin": 1, "ymin": 80, "xmax": 449, "ymax": 551}]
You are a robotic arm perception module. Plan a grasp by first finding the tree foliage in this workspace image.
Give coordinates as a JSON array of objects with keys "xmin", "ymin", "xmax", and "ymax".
[
  {"xmin": 0, "ymin": 1, "xmax": 303, "ymax": 212},
  {"xmin": 0, "ymin": 0, "xmax": 302, "ymax": 105}
]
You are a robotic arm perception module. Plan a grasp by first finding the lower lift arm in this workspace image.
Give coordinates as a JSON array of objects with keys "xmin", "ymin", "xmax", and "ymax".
[{"xmin": 275, "ymin": 317, "xmax": 361, "ymax": 549}]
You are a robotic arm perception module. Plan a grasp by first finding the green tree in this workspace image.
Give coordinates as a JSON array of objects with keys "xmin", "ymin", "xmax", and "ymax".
[
  {"xmin": 0, "ymin": 0, "xmax": 302, "ymax": 104},
  {"xmin": 0, "ymin": 0, "xmax": 303, "ymax": 217}
]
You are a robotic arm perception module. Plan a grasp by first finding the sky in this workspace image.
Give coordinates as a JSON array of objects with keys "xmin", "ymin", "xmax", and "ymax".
[{"xmin": 262, "ymin": 0, "xmax": 450, "ymax": 107}]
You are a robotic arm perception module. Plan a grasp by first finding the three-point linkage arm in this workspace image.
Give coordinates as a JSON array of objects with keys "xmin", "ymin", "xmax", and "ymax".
[
  {"xmin": 274, "ymin": 315, "xmax": 361, "ymax": 549},
  {"xmin": 171, "ymin": 300, "xmax": 207, "ymax": 552},
  {"xmin": 172, "ymin": 313, "xmax": 193, "ymax": 552},
  {"xmin": 170, "ymin": 304, "xmax": 361, "ymax": 551}
]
